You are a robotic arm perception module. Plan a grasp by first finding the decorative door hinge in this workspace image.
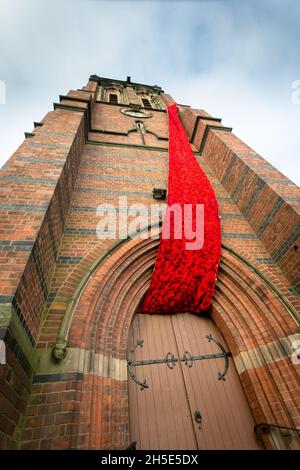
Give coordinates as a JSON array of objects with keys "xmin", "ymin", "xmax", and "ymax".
[{"xmin": 127, "ymin": 334, "xmax": 231, "ymax": 390}]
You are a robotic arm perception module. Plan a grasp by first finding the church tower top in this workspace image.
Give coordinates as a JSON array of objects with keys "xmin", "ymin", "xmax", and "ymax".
[{"xmin": 89, "ymin": 74, "xmax": 163, "ymax": 94}]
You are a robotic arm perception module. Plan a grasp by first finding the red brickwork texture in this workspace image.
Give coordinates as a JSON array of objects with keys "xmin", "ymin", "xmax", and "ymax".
[
  {"xmin": 20, "ymin": 237, "xmax": 299, "ymax": 449},
  {"xmin": 0, "ymin": 95, "xmax": 86, "ymax": 449},
  {"xmin": 0, "ymin": 79, "xmax": 299, "ymax": 449},
  {"xmin": 0, "ymin": 341, "xmax": 31, "ymax": 448},
  {"xmin": 0, "ymin": 109, "xmax": 85, "ymax": 338}
]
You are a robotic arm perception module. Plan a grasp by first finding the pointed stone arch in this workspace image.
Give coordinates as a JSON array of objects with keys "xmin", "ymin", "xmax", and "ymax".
[{"xmin": 59, "ymin": 227, "xmax": 300, "ymax": 449}]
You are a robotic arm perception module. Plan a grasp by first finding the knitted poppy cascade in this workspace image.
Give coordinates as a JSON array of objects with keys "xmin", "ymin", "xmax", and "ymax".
[{"xmin": 140, "ymin": 103, "xmax": 221, "ymax": 315}]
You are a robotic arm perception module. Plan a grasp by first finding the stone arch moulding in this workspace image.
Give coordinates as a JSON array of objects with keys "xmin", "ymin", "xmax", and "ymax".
[{"xmin": 52, "ymin": 226, "xmax": 300, "ymax": 450}]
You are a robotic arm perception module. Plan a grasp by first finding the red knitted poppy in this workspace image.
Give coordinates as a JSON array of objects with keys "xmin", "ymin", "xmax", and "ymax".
[{"xmin": 140, "ymin": 103, "xmax": 221, "ymax": 314}]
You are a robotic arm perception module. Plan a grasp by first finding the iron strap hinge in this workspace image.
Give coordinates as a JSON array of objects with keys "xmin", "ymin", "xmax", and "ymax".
[{"xmin": 128, "ymin": 334, "xmax": 232, "ymax": 390}]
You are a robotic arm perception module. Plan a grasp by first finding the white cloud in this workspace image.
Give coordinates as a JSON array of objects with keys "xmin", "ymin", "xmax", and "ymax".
[{"xmin": 0, "ymin": 0, "xmax": 299, "ymax": 185}]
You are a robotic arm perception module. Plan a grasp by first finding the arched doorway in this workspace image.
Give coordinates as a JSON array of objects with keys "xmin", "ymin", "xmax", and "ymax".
[
  {"xmin": 128, "ymin": 312, "xmax": 261, "ymax": 450},
  {"xmin": 54, "ymin": 230, "xmax": 299, "ymax": 450}
]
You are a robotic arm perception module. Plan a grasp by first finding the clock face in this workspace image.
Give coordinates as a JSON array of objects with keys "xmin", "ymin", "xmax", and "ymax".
[
  {"xmin": 126, "ymin": 111, "xmax": 146, "ymax": 117},
  {"xmin": 121, "ymin": 108, "xmax": 152, "ymax": 118}
]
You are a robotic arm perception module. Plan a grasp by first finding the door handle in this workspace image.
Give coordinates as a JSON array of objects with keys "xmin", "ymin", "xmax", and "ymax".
[{"xmin": 194, "ymin": 409, "xmax": 202, "ymax": 424}]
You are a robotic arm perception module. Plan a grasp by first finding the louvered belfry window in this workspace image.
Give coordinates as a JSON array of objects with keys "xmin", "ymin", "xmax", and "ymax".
[
  {"xmin": 109, "ymin": 93, "xmax": 118, "ymax": 104},
  {"xmin": 141, "ymin": 98, "xmax": 152, "ymax": 109}
]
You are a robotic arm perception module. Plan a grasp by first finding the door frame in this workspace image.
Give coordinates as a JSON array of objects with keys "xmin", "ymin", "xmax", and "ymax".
[{"xmin": 56, "ymin": 227, "xmax": 299, "ymax": 449}]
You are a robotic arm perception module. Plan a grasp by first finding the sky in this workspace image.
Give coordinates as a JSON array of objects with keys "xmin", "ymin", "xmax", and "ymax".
[{"xmin": 0, "ymin": 0, "xmax": 299, "ymax": 184}]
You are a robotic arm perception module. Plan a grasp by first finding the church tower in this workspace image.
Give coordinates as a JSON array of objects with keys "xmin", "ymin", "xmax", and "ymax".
[{"xmin": 0, "ymin": 75, "xmax": 299, "ymax": 450}]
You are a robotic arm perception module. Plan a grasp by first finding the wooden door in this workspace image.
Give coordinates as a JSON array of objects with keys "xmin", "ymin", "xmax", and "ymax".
[{"xmin": 128, "ymin": 313, "xmax": 261, "ymax": 450}]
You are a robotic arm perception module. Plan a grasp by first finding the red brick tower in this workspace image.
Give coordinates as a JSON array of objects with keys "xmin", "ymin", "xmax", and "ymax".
[{"xmin": 0, "ymin": 75, "xmax": 299, "ymax": 450}]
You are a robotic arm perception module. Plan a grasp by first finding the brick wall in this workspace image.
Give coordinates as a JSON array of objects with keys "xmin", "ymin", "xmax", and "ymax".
[
  {"xmin": 0, "ymin": 92, "xmax": 87, "ymax": 448},
  {"xmin": 0, "ymin": 77, "xmax": 299, "ymax": 449}
]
